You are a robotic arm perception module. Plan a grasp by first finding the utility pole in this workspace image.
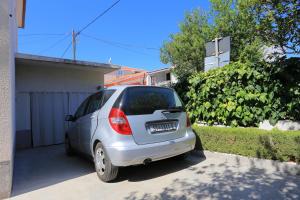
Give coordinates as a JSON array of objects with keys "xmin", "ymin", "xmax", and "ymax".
[
  {"xmin": 72, "ymin": 29, "xmax": 77, "ymax": 61},
  {"xmin": 215, "ymin": 37, "xmax": 220, "ymax": 68}
]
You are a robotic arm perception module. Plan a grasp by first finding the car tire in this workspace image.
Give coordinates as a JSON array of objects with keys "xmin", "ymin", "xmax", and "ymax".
[
  {"xmin": 65, "ymin": 135, "xmax": 75, "ymax": 156},
  {"xmin": 94, "ymin": 142, "xmax": 119, "ymax": 182}
]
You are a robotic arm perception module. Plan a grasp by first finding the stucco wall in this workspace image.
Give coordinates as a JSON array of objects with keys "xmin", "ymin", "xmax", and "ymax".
[
  {"xmin": 153, "ymin": 71, "xmax": 169, "ymax": 83},
  {"xmin": 146, "ymin": 70, "xmax": 177, "ymax": 86},
  {"xmin": 0, "ymin": 0, "xmax": 17, "ymax": 198},
  {"xmin": 16, "ymin": 64, "xmax": 104, "ymax": 93}
]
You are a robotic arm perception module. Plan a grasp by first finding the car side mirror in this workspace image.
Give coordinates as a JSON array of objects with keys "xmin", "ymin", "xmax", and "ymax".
[{"xmin": 65, "ymin": 115, "xmax": 75, "ymax": 122}]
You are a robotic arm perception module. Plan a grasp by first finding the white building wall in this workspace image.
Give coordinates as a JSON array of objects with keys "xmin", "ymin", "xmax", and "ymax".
[
  {"xmin": 16, "ymin": 65, "xmax": 104, "ymax": 93},
  {"xmin": 170, "ymin": 73, "xmax": 177, "ymax": 84},
  {"xmin": 153, "ymin": 71, "xmax": 169, "ymax": 83},
  {"xmin": 0, "ymin": 0, "xmax": 17, "ymax": 198},
  {"xmin": 146, "ymin": 75, "xmax": 151, "ymax": 85},
  {"xmin": 146, "ymin": 69, "xmax": 177, "ymax": 86}
]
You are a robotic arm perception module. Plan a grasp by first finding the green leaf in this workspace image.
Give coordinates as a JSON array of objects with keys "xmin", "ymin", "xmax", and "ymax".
[{"xmin": 204, "ymin": 102, "xmax": 211, "ymax": 109}]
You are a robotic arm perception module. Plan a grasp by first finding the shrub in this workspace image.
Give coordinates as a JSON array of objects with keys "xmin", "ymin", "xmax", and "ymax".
[
  {"xmin": 193, "ymin": 125, "xmax": 300, "ymax": 163},
  {"xmin": 185, "ymin": 58, "xmax": 300, "ymax": 127},
  {"xmin": 274, "ymin": 58, "xmax": 300, "ymax": 121}
]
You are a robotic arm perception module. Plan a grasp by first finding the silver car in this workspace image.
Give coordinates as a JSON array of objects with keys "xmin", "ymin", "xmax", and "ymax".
[{"xmin": 65, "ymin": 85, "xmax": 196, "ymax": 182}]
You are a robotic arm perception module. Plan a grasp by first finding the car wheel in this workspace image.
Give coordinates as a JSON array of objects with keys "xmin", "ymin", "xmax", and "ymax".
[
  {"xmin": 94, "ymin": 142, "xmax": 119, "ymax": 182},
  {"xmin": 65, "ymin": 136, "xmax": 75, "ymax": 156}
]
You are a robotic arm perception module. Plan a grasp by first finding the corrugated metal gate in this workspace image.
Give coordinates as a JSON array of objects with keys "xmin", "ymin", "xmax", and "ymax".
[{"xmin": 16, "ymin": 92, "xmax": 92, "ymax": 147}]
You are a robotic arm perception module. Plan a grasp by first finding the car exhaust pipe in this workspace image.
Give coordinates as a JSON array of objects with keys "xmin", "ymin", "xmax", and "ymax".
[{"xmin": 143, "ymin": 158, "xmax": 152, "ymax": 165}]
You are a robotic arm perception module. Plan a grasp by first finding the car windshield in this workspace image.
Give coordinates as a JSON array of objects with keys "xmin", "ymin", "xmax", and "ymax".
[{"xmin": 115, "ymin": 87, "xmax": 183, "ymax": 115}]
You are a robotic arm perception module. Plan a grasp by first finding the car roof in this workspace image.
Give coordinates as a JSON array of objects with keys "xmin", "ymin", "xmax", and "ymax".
[{"xmin": 105, "ymin": 85, "xmax": 171, "ymax": 90}]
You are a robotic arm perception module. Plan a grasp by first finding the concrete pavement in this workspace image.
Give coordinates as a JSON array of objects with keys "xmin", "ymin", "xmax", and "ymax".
[{"xmin": 10, "ymin": 145, "xmax": 300, "ymax": 200}]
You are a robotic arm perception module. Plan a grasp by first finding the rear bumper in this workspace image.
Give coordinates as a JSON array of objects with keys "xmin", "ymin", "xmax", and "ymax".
[{"xmin": 105, "ymin": 129, "xmax": 196, "ymax": 166}]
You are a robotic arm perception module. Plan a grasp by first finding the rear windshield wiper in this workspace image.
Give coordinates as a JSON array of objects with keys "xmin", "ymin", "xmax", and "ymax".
[{"xmin": 162, "ymin": 106, "xmax": 184, "ymax": 113}]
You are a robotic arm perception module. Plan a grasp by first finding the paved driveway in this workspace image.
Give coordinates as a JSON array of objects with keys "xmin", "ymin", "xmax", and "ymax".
[{"xmin": 11, "ymin": 145, "xmax": 300, "ymax": 200}]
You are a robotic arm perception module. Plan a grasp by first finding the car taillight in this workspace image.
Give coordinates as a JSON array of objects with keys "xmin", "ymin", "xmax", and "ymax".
[
  {"xmin": 186, "ymin": 114, "xmax": 191, "ymax": 127},
  {"xmin": 109, "ymin": 108, "xmax": 132, "ymax": 135}
]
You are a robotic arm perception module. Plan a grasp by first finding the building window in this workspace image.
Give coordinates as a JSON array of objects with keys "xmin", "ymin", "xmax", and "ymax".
[
  {"xmin": 116, "ymin": 70, "xmax": 123, "ymax": 76},
  {"xmin": 166, "ymin": 72, "xmax": 171, "ymax": 81}
]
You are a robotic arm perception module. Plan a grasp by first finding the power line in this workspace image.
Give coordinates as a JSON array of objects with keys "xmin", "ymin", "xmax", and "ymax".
[
  {"xmin": 19, "ymin": 35, "xmax": 67, "ymax": 45},
  {"xmin": 32, "ymin": 0, "xmax": 121, "ymax": 59},
  {"xmin": 81, "ymin": 33, "xmax": 153, "ymax": 56},
  {"xmin": 77, "ymin": 0, "xmax": 121, "ymax": 35},
  {"xmin": 19, "ymin": 33, "xmax": 66, "ymax": 37},
  {"xmin": 81, "ymin": 33, "xmax": 160, "ymax": 51},
  {"xmin": 61, "ymin": 41, "xmax": 73, "ymax": 58},
  {"xmin": 62, "ymin": 0, "xmax": 121, "ymax": 60},
  {"xmin": 38, "ymin": 33, "xmax": 71, "ymax": 54}
]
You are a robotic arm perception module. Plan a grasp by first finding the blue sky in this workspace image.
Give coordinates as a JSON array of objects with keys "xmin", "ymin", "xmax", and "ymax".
[{"xmin": 18, "ymin": 0, "xmax": 210, "ymax": 71}]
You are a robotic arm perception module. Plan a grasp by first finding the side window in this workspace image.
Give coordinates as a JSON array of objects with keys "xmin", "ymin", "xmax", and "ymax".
[
  {"xmin": 85, "ymin": 92, "xmax": 104, "ymax": 115},
  {"xmin": 166, "ymin": 73, "xmax": 171, "ymax": 81},
  {"xmin": 101, "ymin": 90, "xmax": 116, "ymax": 107},
  {"xmin": 74, "ymin": 97, "xmax": 90, "ymax": 120}
]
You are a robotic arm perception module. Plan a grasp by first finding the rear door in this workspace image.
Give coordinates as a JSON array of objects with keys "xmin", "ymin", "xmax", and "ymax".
[
  {"xmin": 79, "ymin": 92, "xmax": 103, "ymax": 154},
  {"xmin": 79, "ymin": 90, "xmax": 116, "ymax": 154},
  {"xmin": 116, "ymin": 87, "xmax": 187, "ymax": 145},
  {"xmin": 69, "ymin": 97, "xmax": 90, "ymax": 150}
]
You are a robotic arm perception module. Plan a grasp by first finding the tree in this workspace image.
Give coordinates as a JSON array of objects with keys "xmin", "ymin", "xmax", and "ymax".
[
  {"xmin": 161, "ymin": 1, "xmax": 259, "ymax": 79},
  {"xmin": 160, "ymin": 10, "xmax": 212, "ymax": 78},
  {"xmin": 161, "ymin": 0, "xmax": 299, "ymax": 80},
  {"xmin": 254, "ymin": 0, "xmax": 300, "ymax": 54},
  {"xmin": 209, "ymin": 0, "xmax": 258, "ymax": 61}
]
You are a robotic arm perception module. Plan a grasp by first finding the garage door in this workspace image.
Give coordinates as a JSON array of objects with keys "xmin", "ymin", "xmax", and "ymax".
[
  {"xmin": 17, "ymin": 92, "xmax": 92, "ymax": 147},
  {"xmin": 31, "ymin": 92, "xmax": 68, "ymax": 146},
  {"xmin": 16, "ymin": 93, "xmax": 31, "ymax": 148}
]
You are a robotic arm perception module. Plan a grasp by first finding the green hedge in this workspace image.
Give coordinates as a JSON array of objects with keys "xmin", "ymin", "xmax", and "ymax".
[
  {"xmin": 181, "ymin": 58, "xmax": 300, "ymax": 127},
  {"xmin": 193, "ymin": 124, "xmax": 300, "ymax": 163}
]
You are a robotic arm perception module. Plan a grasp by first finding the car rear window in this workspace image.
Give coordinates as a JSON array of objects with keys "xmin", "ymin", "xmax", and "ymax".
[{"xmin": 114, "ymin": 87, "xmax": 183, "ymax": 115}]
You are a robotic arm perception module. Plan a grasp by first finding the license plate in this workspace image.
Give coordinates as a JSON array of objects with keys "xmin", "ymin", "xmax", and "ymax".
[{"xmin": 146, "ymin": 120, "xmax": 178, "ymax": 134}]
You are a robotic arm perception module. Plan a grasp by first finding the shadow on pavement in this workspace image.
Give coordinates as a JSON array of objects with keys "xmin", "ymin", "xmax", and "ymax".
[
  {"xmin": 124, "ymin": 154, "xmax": 300, "ymax": 200},
  {"xmin": 12, "ymin": 145, "xmax": 95, "ymax": 197},
  {"xmin": 117, "ymin": 151, "xmax": 206, "ymax": 182}
]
